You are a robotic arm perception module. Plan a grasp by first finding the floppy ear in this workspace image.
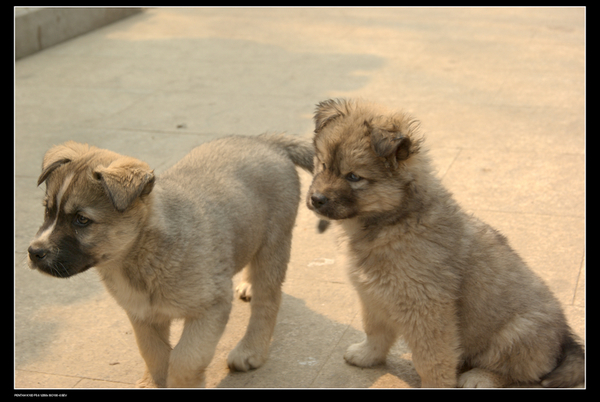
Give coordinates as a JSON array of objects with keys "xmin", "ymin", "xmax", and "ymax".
[
  {"xmin": 368, "ymin": 123, "xmax": 413, "ymax": 169},
  {"xmin": 93, "ymin": 157, "xmax": 155, "ymax": 212},
  {"xmin": 37, "ymin": 141, "xmax": 92, "ymax": 186},
  {"xmin": 314, "ymin": 98, "xmax": 349, "ymax": 133}
]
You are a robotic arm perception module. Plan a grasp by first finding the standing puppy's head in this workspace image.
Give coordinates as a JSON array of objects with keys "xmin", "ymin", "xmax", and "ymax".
[
  {"xmin": 307, "ymin": 99, "xmax": 424, "ymax": 222},
  {"xmin": 27, "ymin": 141, "xmax": 155, "ymax": 278}
]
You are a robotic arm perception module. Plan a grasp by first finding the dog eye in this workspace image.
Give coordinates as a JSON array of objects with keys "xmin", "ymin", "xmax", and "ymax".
[
  {"xmin": 346, "ymin": 173, "xmax": 362, "ymax": 182},
  {"xmin": 73, "ymin": 214, "xmax": 92, "ymax": 227}
]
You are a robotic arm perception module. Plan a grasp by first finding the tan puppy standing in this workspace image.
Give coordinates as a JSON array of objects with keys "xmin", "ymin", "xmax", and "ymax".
[
  {"xmin": 306, "ymin": 99, "xmax": 584, "ymax": 388},
  {"xmin": 27, "ymin": 133, "xmax": 314, "ymax": 388}
]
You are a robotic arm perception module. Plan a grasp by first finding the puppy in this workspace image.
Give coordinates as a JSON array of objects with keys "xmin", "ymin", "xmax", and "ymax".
[
  {"xmin": 306, "ymin": 99, "xmax": 584, "ymax": 388},
  {"xmin": 28, "ymin": 134, "xmax": 314, "ymax": 388}
]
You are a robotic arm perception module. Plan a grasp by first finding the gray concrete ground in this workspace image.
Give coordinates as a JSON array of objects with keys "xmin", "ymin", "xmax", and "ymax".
[{"xmin": 14, "ymin": 7, "xmax": 585, "ymax": 389}]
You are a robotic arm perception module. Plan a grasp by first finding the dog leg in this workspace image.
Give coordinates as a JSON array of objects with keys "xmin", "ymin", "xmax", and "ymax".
[
  {"xmin": 227, "ymin": 244, "xmax": 287, "ymax": 372},
  {"xmin": 344, "ymin": 303, "xmax": 398, "ymax": 367},
  {"xmin": 167, "ymin": 300, "xmax": 232, "ymax": 388},
  {"xmin": 128, "ymin": 315, "xmax": 172, "ymax": 388},
  {"xmin": 227, "ymin": 287, "xmax": 282, "ymax": 371},
  {"xmin": 412, "ymin": 345, "xmax": 460, "ymax": 388},
  {"xmin": 407, "ymin": 304, "xmax": 461, "ymax": 388}
]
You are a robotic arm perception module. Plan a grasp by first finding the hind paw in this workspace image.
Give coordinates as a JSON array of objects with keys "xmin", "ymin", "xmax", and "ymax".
[
  {"xmin": 235, "ymin": 282, "xmax": 252, "ymax": 301},
  {"xmin": 458, "ymin": 368, "xmax": 506, "ymax": 388}
]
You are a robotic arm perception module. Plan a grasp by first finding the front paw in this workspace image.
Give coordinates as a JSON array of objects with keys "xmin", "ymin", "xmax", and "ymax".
[
  {"xmin": 135, "ymin": 378, "xmax": 159, "ymax": 388},
  {"xmin": 135, "ymin": 370, "xmax": 162, "ymax": 388},
  {"xmin": 344, "ymin": 341, "xmax": 387, "ymax": 367},
  {"xmin": 227, "ymin": 343, "xmax": 267, "ymax": 372},
  {"xmin": 166, "ymin": 372, "xmax": 206, "ymax": 388}
]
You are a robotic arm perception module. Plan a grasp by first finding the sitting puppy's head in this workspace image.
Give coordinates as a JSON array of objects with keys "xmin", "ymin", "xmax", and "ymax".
[
  {"xmin": 307, "ymin": 99, "xmax": 426, "ymax": 224},
  {"xmin": 27, "ymin": 141, "xmax": 155, "ymax": 278}
]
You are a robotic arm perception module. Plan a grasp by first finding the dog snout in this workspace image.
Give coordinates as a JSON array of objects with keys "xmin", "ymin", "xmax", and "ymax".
[
  {"xmin": 310, "ymin": 192, "xmax": 329, "ymax": 209},
  {"xmin": 28, "ymin": 245, "xmax": 48, "ymax": 263}
]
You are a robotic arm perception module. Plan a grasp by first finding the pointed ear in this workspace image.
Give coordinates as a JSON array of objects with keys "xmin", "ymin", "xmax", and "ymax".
[
  {"xmin": 368, "ymin": 123, "xmax": 414, "ymax": 169},
  {"xmin": 314, "ymin": 99, "xmax": 349, "ymax": 133},
  {"xmin": 37, "ymin": 141, "xmax": 92, "ymax": 186},
  {"xmin": 93, "ymin": 157, "xmax": 155, "ymax": 212}
]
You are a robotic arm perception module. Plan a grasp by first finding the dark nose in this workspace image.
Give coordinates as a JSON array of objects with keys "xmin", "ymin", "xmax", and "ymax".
[
  {"xmin": 28, "ymin": 246, "xmax": 48, "ymax": 262},
  {"xmin": 311, "ymin": 193, "xmax": 329, "ymax": 209}
]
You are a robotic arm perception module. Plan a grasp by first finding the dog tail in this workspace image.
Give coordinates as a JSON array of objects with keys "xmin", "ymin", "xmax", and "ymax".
[
  {"xmin": 259, "ymin": 133, "xmax": 315, "ymax": 173},
  {"xmin": 259, "ymin": 133, "xmax": 329, "ymax": 233},
  {"xmin": 540, "ymin": 331, "xmax": 585, "ymax": 387}
]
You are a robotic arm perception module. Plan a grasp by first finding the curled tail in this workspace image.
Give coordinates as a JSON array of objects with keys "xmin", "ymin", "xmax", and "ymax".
[
  {"xmin": 541, "ymin": 332, "xmax": 585, "ymax": 387},
  {"xmin": 258, "ymin": 133, "xmax": 314, "ymax": 173}
]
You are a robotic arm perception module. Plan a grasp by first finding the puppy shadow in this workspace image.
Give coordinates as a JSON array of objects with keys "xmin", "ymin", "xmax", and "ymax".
[{"xmin": 212, "ymin": 293, "xmax": 421, "ymax": 389}]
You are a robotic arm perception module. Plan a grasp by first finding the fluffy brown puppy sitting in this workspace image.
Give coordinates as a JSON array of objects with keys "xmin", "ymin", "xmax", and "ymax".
[
  {"xmin": 28, "ymin": 134, "xmax": 314, "ymax": 388},
  {"xmin": 306, "ymin": 98, "xmax": 584, "ymax": 388}
]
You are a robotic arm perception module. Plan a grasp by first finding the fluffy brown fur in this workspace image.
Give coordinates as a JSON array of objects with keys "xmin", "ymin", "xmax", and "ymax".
[
  {"xmin": 28, "ymin": 134, "xmax": 314, "ymax": 387},
  {"xmin": 306, "ymin": 98, "xmax": 584, "ymax": 388}
]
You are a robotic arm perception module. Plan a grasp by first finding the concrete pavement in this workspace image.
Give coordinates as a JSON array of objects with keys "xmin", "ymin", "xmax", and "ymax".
[{"xmin": 14, "ymin": 7, "xmax": 585, "ymax": 389}]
